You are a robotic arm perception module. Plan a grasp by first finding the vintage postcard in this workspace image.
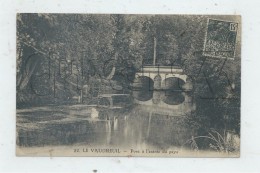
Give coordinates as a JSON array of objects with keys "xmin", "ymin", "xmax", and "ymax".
[{"xmin": 16, "ymin": 14, "xmax": 241, "ymax": 157}]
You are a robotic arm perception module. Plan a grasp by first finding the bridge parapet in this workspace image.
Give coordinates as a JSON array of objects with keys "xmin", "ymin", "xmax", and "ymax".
[
  {"xmin": 135, "ymin": 66, "xmax": 188, "ymax": 83},
  {"xmin": 141, "ymin": 66, "xmax": 183, "ymax": 73}
]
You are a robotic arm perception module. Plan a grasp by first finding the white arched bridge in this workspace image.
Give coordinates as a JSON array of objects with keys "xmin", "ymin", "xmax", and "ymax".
[{"xmin": 133, "ymin": 65, "xmax": 194, "ymax": 116}]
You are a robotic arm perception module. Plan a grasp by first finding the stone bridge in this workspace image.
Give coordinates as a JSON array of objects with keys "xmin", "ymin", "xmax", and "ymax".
[
  {"xmin": 135, "ymin": 66, "xmax": 187, "ymax": 83},
  {"xmin": 133, "ymin": 66, "xmax": 194, "ymax": 116}
]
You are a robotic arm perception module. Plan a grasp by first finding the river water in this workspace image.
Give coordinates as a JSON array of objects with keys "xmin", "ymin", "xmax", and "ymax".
[{"xmin": 16, "ymin": 103, "xmax": 240, "ymax": 154}]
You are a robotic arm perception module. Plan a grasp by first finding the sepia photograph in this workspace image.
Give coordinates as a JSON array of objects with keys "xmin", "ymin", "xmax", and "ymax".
[{"xmin": 16, "ymin": 14, "xmax": 241, "ymax": 157}]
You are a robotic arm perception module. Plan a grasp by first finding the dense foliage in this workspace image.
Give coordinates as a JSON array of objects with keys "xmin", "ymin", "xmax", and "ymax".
[{"xmin": 17, "ymin": 14, "xmax": 241, "ymax": 134}]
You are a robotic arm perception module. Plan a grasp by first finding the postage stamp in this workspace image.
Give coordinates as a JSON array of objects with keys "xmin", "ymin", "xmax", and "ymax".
[
  {"xmin": 203, "ymin": 19, "xmax": 239, "ymax": 59},
  {"xmin": 16, "ymin": 14, "xmax": 241, "ymax": 157}
]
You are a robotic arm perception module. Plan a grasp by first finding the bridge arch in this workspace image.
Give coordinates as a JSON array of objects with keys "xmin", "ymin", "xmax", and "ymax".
[
  {"xmin": 132, "ymin": 76, "xmax": 154, "ymax": 101},
  {"xmin": 161, "ymin": 77, "xmax": 185, "ymax": 105}
]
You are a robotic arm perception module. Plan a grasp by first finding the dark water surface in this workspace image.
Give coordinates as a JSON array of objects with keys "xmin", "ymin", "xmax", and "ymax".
[{"xmin": 16, "ymin": 104, "xmax": 239, "ymax": 153}]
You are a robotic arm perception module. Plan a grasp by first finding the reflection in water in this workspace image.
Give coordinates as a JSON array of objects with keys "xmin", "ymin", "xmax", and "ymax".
[
  {"xmin": 17, "ymin": 106, "xmax": 190, "ymax": 148},
  {"xmin": 123, "ymin": 115, "xmax": 128, "ymax": 141},
  {"xmin": 105, "ymin": 118, "xmax": 112, "ymax": 145},
  {"xmin": 146, "ymin": 112, "xmax": 152, "ymax": 138},
  {"xmin": 133, "ymin": 76, "xmax": 154, "ymax": 101},
  {"xmin": 17, "ymin": 104, "xmax": 239, "ymax": 152},
  {"xmin": 17, "ymin": 97, "xmax": 239, "ymax": 153},
  {"xmin": 153, "ymin": 75, "xmax": 161, "ymax": 104},
  {"xmin": 114, "ymin": 117, "xmax": 118, "ymax": 131},
  {"xmin": 91, "ymin": 108, "xmax": 99, "ymax": 119},
  {"xmin": 161, "ymin": 77, "xmax": 185, "ymax": 105}
]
